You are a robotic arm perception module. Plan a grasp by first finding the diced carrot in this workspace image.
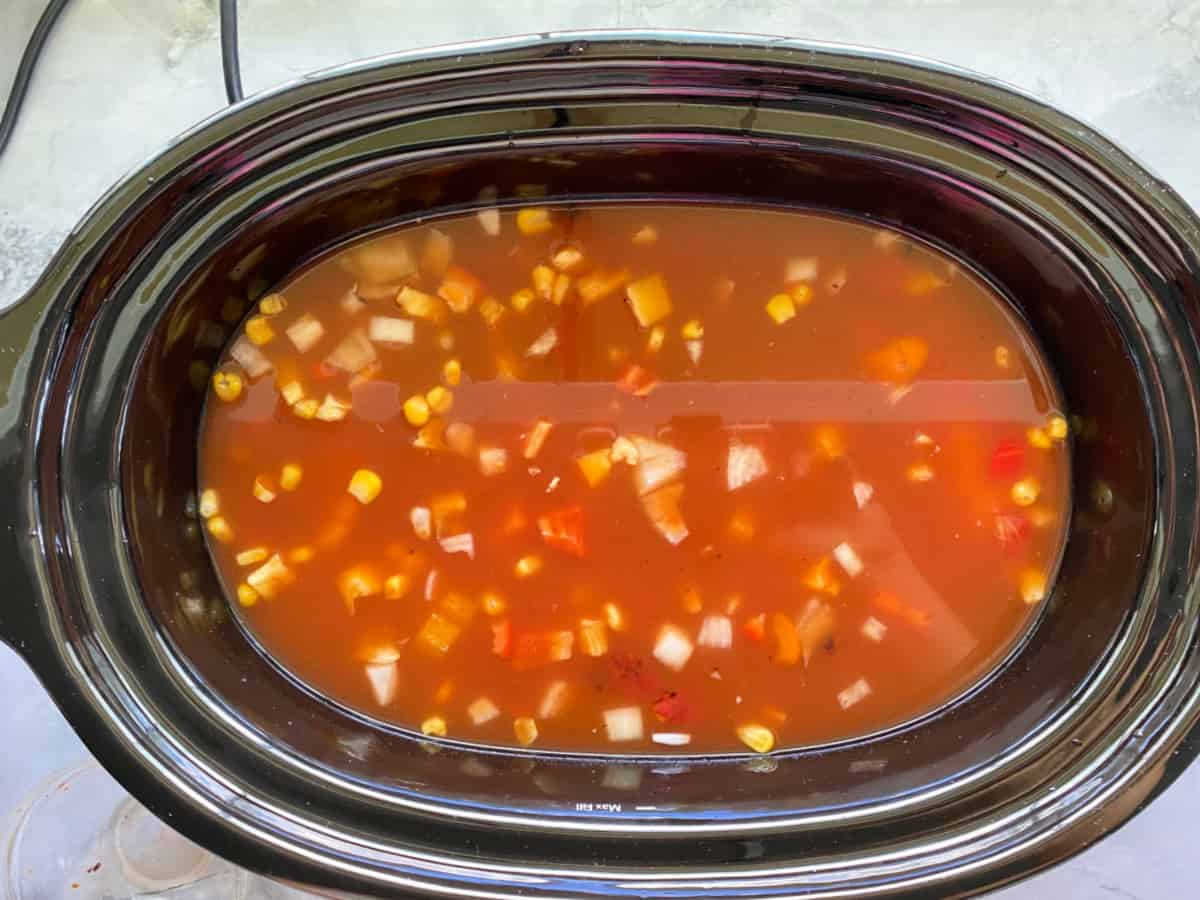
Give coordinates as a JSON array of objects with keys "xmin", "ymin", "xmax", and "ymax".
[
  {"xmin": 500, "ymin": 506, "xmax": 527, "ymax": 536},
  {"xmin": 646, "ymin": 325, "xmax": 666, "ymax": 353},
  {"xmin": 576, "ymin": 449, "xmax": 612, "ymax": 487},
  {"xmin": 537, "ymin": 506, "xmax": 585, "ymax": 557},
  {"xmin": 625, "ymin": 273, "xmax": 672, "ymax": 327},
  {"xmin": 743, "ymin": 612, "xmax": 766, "ymax": 642},
  {"xmin": 512, "ymin": 630, "xmax": 574, "ymax": 671},
  {"xmin": 384, "ymin": 574, "xmax": 410, "ymax": 600},
  {"xmin": 615, "ymin": 364, "xmax": 658, "ymax": 398},
  {"xmin": 417, "ymin": 612, "xmax": 462, "ymax": 654},
  {"xmin": 802, "ymin": 557, "xmax": 841, "ymax": 597},
  {"xmin": 789, "ymin": 283, "xmax": 814, "ymax": 307},
  {"xmin": 771, "ymin": 613, "xmax": 800, "ymax": 666},
  {"xmin": 873, "ymin": 592, "xmax": 931, "ymax": 628},
  {"xmin": 603, "ymin": 602, "xmax": 626, "ymax": 632},
  {"xmin": 865, "ymin": 336, "xmax": 929, "ymax": 384},
  {"xmin": 523, "ymin": 420, "xmax": 553, "ymax": 459},
  {"xmin": 796, "ymin": 597, "xmax": 835, "ymax": 666},
  {"xmin": 434, "ymin": 679, "xmax": 454, "ymax": 704},
  {"xmin": 1019, "ymin": 569, "xmax": 1047, "ymax": 605},
  {"xmin": 491, "ymin": 619, "xmax": 513, "ymax": 657},
  {"xmin": 438, "ymin": 265, "xmax": 484, "ymax": 313},
  {"xmin": 510, "ymin": 287, "xmax": 536, "ymax": 313},
  {"xmin": 578, "ymin": 267, "xmax": 631, "ymax": 305}
]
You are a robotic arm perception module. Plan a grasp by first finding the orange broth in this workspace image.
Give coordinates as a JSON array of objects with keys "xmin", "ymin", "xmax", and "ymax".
[{"xmin": 198, "ymin": 204, "xmax": 1070, "ymax": 754}]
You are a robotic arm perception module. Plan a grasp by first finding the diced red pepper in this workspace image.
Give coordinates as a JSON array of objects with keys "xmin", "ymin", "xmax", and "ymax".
[
  {"xmin": 652, "ymin": 690, "xmax": 692, "ymax": 724},
  {"xmin": 616, "ymin": 364, "xmax": 658, "ymax": 397},
  {"xmin": 491, "ymin": 619, "xmax": 512, "ymax": 658},
  {"xmin": 743, "ymin": 612, "xmax": 766, "ymax": 642},
  {"xmin": 537, "ymin": 506, "xmax": 585, "ymax": 557},
  {"xmin": 873, "ymin": 592, "xmax": 931, "ymax": 628},
  {"xmin": 993, "ymin": 512, "xmax": 1031, "ymax": 552},
  {"xmin": 989, "ymin": 439, "xmax": 1024, "ymax": 480}
]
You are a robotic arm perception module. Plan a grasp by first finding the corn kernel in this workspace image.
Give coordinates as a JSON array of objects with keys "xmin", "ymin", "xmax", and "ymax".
[
  {"xmin": 513, "ymin": 716, "xmax": 539, "ymax": 746},
  {"xmin": 279, "ymin": 463, "xmax": 303, "ymax": 491},
  {"xmin": 258, "ymin": 293, "xmax": 287, "ymax": 315},
  {"xmin": 647, "ymin": 325, "xmax": 666, "ymax": 353},
  {"xmin": 385, "ymin": 574, "xmax": 411, "ymax": 600},
  {"xmin": 253, "ymin": 477, "xmax": 276, "ymax": 504},
  {"xmin": 907, "ymin": 463, "xmax": 935, "ymax": 483},
  {"xmin": 736, "ymin": 723, "xmax": 775, "ymax": 754},
  {"xmin": 682, "ymin": 587, "xmax": 702, "ymax": 614},
  {"xmin": 516, "ymin": 207, "xmax": 553, "ymax": 235},
  {"xmin": 481, "ymin": 591, "xmax": 507, "ymax": 616},
  {"xmin": 551, "ymin": 246, "xmax": 584, "ymax": 272},
  {"xmin": 211, "ymin": 370, "xmax": 243, "ymax": 402},
  {"xmin": 479, "ymin": 296, "xmax": 506, "ymax": 328},
  {"xmin": 244, "ymin": 315, "xmax": 275, "ymax": 346},
  {"xmin": 994, "ymin": 345, "xmax": 1011, "ymax": 369},
  {"xmin": 236, "ymin": 583, "xmax": 259, "ymax": 607},
  {"xmin": 421, "ymin": 716, "xmax": 448, "ymax": 737},
  {"xmin": 1047, "ymin": 414, "xmax": 1069, "ymax": 440},
  {"xmin": 288, "ymin": 546, "xmax": 315, "ymax": 564},
  {"xmin": 510, "ymin": 287, "xmax": 536, "ymax": 314},
  {"xmin": 426, "ymin": 385, "xmax": 453, "ymax": 415},
  {"xmin": 603, "ymin": 601, "xmax": 626, "ymax": 632},
  {"xmin": 551, "ymin": 273, "xmax": 571, "ymax": 305},
  {"xmin": 293, "ymin": 398, "xmax": 319, "ymax": 419},
  {"xmin": 207, "ymin": 515, "xmax": 234, "ymax": 543},
  {"xmin": 199, "ymin": 488, "xmax": 220, "ymax": 519},
  {"xmin": 765, "ymin": 293, "xmax": 796, "ymax": 324},
  {"xmin": 1019, "ymin": 569, "xmax": 1047, "ymax": 605},
  {"xmin": 236, "ymin": 547, "xmax": 269, "ymax": 566},
  {"xmin": 404, "ymin": 394, "xmax": 431, "ymax": 427},
  {"xmin": 532, "ymin": 264, "xmax": 556, "ymax": 301},
  {"xmin": 1011, "ymin": 476, "xmax": 1041, "ymax": 507},
  {"xmin": 789, "ymin": 283, "xmax": 814, "ymax": 307},
  {"xmin": 681, "ymin": 319, "xmax": 704, "ymax": 340},
  {"xmin": 1027, "ymin": 427, "xmax": 1052, "ymax": 450},
  {"xmin": 442, "ymin": 358, "xmax": 463, "ymax": 386},
  {"xmin": 514, "ymin": 554, "xmax": 542, "ymax": 578},
  {"xmin": 632, "ymin": 225, "xmax": 658, "ymax": 245},
  {"xmin": 348, "ymin": 468, "xmax": 383, "ymax": 505}
]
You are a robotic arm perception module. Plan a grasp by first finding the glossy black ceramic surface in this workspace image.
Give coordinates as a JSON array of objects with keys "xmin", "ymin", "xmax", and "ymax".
[{"xmin": 1, "ymin": 32, "xmax": 1199, "ymax": 898}]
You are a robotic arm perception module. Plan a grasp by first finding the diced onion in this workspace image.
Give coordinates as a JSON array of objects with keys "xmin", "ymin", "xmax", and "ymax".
[
  {"xmin": 833, "ymin": 541, "xmax": 864, "ymax": 578},
  {"xmin": 230, "ymin": 337, "xmax": 272, "ymax": 379},
  {"xmin": 726, "ymin": 442, "xmax": 768, "ymax": 491},
  {"xmin": 837, "ymin": 677, "xmax": 872, "ymax": 710},
  {"xmin": 479, "ymin": 446, "xmax": 508, "ymax": 476},
  {"xmin": 364, "ymin": 662, "xmax": 398, "ymax": 706},
  {"xmin": 538, "ymin": 680, "xmax": 569, "ymax": 719},
  {"xmin": 652, "ymin": 732, "xmax": 692, "ymax": 746},
  {"xmin": 439, "ymin": 532, "xmax": 475, "ymax": 559},
  {"xmin": 632, "ymin": 436, "xmax": 686, "ymax": 496},
  {"xmin": 861, "ymin": 616, "xmax": 888, "ymax": 642},
  {"xmin": 785, "ymin": 256, "xmax": 819, "ymax": 283},
  {"xmin": 852, "ymin": 481, "xmax": 874, "ymax": 509},
  {"xmin": 286, "ymin": 314, "xmax": 326, "ymax": 353},
  {"xmin": 339, "ymin": 288, "xmax": 366, "ymax": 315},
  {"xmin": 467, "ymin": 696, "xmax": 500, "ymax": 725},
  {"xmin": 525, "ymin": 327, "xmax": 558, "ymax": 358},
  {"xmin": 604, "ymin": 706, "xmax": 644, "ymax": 742},
  {"xmin": 325, "ymin": 329, "xmax": 377, "ymax": 375},
  {"xmin": 367, "ymin": 316, "xmax": 415, "ymax": 346},
  {"xmin": 246, "ymin": 554, "xmax": 293, "ymax": 599},
  {"xmin": 410, "ymin": 506, "xmax": 432, "ymax": 540},
  {"xmin": 476, "ymin": 187, "xmax": 501, "ymax": 236},
  {"xmin": 685, "ymin": 339, "xmax": 703, "ymax": 366},
  {"xmin": 697, "ymin": 615, "xmax": 733, "ymax": 649},
  {"xmin": 653, "ymin": 624, "xmax": 694, "ymax": 671},
  {"xmin": 641, "ymin": 483, "xmax": 689, "ymax": 545}
]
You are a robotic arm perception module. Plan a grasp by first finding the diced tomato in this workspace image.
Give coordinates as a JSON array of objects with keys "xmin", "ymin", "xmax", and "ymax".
[
  {"xmin": 491, "ymin": 619, "xmax": 512, "ymax": 658},
  {"xmin": 873, "ymin": 592, "xmax": 931, "ymax": 628},
  {"xmin": 537, "ymin": 506, "xmax": 585, "ymax": 557},
  {"xmin": 989, "ymin": 439, "xmax": 1024, "ymax": 480},
  {"xmin": 616, "ymin": 364, "xmax": 658, "ymax": 397},
  {"xmin": 993, "ymin": 512, "xmax": 1031, "ymax": 552},
  {"xmin": 743, "ymin": 612, "xmax": 766, "ymax": 642},
  {"xmin": 652, "ymin": 690, "xmax": 692, "ymax": 724}
]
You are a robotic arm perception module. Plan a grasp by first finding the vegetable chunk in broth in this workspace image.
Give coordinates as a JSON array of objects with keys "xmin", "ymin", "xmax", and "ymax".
[{"xmin": 198, "ymin": 204, "xmax": 1070, "ymax": 754}]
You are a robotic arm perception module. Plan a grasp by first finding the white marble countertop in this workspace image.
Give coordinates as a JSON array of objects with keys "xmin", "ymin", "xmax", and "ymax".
[{"xmin": 1, "ymin": 1, "xmax": 1198, "ymax": 897}]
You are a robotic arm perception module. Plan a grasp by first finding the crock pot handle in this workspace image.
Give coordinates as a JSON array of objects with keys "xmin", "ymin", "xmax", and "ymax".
[{"xmin": 0, "ymin": 277, "xmax": 60, "ymax": 662}]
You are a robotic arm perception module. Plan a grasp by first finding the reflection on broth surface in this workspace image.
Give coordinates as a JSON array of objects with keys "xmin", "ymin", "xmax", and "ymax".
[{"xmin": 199, "ymin": 204, "xmax": 1069, "ymax": 753}]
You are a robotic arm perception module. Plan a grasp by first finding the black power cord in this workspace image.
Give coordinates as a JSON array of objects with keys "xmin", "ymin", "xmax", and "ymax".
[
  {"xmin": 0, "ymin": 0, "xmax": 72, "ymax": 160},
  {"xmin": 0, "ymin": 0, "xmax": 246, "ymax": 164},
  {"xmin": 219, "ymin": 0, "xmax": 244, "ymax": 104}
]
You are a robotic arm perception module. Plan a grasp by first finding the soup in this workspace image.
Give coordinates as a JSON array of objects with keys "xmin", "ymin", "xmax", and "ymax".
[{"xmin": 197, "ymin": 204, "xmax": 1070, "ymax": 754}]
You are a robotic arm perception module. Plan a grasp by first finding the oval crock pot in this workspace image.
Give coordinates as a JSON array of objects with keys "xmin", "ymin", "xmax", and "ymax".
[{"xmin": 1, "ymin": 30, "xmax": 1199, "ymax": 899}]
